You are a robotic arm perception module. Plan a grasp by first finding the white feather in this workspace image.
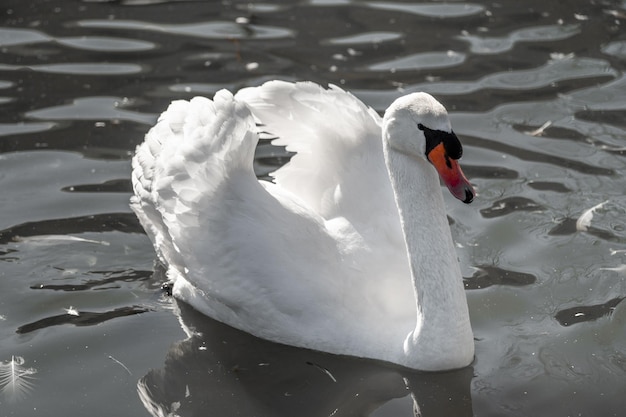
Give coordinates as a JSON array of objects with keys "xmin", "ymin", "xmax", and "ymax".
[
  {"xmin": 576, "ymin": 200, "xmax": 609, "ymax": 232},
  {"xmin": 0, "ymin": 356, "xmax": 37, "ymax": 403},
  {"xmin": 64, "ymin": 306, "xmax": 80, "ymax": 316}
]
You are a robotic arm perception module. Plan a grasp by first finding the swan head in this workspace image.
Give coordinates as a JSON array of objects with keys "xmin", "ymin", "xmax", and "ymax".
[{"xmin": 383, "ymin": 92, "xmax": 474, "ymax": 204}]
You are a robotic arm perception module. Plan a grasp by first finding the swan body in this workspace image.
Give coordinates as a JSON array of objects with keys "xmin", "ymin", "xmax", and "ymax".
[{"xmin": 131, "ymin": 81, "xmax": 475, "ymax": 371}]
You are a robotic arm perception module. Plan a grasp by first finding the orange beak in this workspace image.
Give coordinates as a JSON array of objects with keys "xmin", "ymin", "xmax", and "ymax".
[{"xmin": 427, "ymin": 142, "xmax": 474, "ymax": 204}]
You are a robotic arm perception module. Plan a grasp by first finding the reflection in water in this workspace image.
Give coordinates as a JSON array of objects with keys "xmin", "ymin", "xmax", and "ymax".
[
  {"xmin": 139, "ymin": 301, "xmax": 474, "ymax": 417},
  {"xmin": 16, "ymin": 306, "xmax": 149, "ymax": 334}
]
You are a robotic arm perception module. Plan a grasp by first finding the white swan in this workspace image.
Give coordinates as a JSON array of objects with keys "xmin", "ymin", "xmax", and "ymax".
[{"xmin": 131, "ymin": 81, "xmax": 475, "ymax": 371}]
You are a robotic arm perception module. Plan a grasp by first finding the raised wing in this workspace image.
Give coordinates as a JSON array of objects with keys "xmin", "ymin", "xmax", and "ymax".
[
  {"xmin": 235, "ymin": 81, "xmax": 401, "ymax": 240},
  {"xmin": 131, "ymin": 90, "xmax": 259, "ymax": 275}
]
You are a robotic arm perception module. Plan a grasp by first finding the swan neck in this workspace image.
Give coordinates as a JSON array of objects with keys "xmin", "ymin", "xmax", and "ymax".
[{"xmin": 383, "ymin": 138, "xmax": 473, "ymax": 370}]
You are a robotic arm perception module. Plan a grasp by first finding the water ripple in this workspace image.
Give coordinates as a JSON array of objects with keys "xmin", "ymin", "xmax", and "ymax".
[
  {"xmin": 16, "ymin": 306, "xmax": 150, "ymax": 334},
  {"xmin": 367, "ymin": 2, "xmax": 485, "ymax": 17},
  {"xmin": 555, "ymin": 298, "xmax": 625, "ymax": 327},
  {"xmin": 0, "ymin": 63, "xmax": 143, "ymax": 75},
  {"xmin": 464, "ymin": 265, "xmax": 537, "ymax": 290},
  {"xmin": 459, "ymin": 24, "xmax": 580, "ymax": 54},
  {"xmin": 0, "ymin": 122, "xmax": 57, "ymax": 137},
  {"xmin": 76, "ymin": 19, "xmax": 294, "ymax": 40},
  {"xmin": 358, "ymin": 54, "xmax": 616, "ymax": 99},
  {"xmin": 0, "ymin": 27, "xmax": 156, "ymax": 52},
  {"xmin": 602, "ymin": 40, "xmax": 626, "ymax": 59},
  {"xmin": 325, "ymin": 31, "xmax": 402, "ymax": 45},
  {"xmin": 57, "ymin": 36, "xmax": 156, "ymax": 52},
  {"xmin": 26, "ymin": 97, "xmax": 155, "ymax": 125},
  {"xmin": 351, "ymin": 55, "xmax": 626, "ymax": 114},
  {"xmin": 480, "ymin": 197, "xmax": 544, "ymax": 219},
  {"xmin": 568, "ymin": 74, "xmax": 626, "ymax": 111},
  {"xmin": 463, "ymin": 135, "xmax": 614, "ymax": 177},
  {"xmin": 368, "ymin": 51, "xmax": 465, "ymax": 72},
  {"xmin": 0, "ymin": 213, "xmax": 143, "ymax": 245},
  {"xmin": 0, "ymin": 27, "xmax": 50, "ymax": 46}
]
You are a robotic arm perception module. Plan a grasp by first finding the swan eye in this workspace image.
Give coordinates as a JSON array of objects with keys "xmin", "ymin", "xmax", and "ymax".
[{"xmin": 421, "ymin": 124, "xmax": 463, "ymax": 160}]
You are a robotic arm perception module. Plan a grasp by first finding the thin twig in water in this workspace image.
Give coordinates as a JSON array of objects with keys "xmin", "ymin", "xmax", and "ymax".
[
  {"xmin": 306, "ymin": 361, "xmax": 337, "ymax": 382},
  {"xmin": 108, "ymin": 355, "xmax": 132, "ymax": 375}
]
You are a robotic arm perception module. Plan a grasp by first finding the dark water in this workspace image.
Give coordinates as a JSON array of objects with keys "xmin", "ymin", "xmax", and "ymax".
[{"xmin": 1, "ymin": 0, "xmax": 626, "ymax": 415}]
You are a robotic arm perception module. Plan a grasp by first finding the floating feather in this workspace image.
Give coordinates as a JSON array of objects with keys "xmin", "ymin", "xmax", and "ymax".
[
  {"xmin": 0, "ymin": 356, "xmax": 37, "ymax": 403},
  {"xmin": 524, "ymin": 120, "xmax": 552, "ymax": 136},
  {"xmin": 64, "ymin": 306, "xmax": 80, "ymax": 316},
  {"xmin": 576, "ymin": 200, "xmax": 609, "ymax": 232}
]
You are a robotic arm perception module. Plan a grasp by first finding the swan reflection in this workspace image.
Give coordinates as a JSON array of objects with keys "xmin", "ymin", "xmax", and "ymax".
[{"xmin": 139, "ymin": 300, "xmax": 474, "ymax": 417}]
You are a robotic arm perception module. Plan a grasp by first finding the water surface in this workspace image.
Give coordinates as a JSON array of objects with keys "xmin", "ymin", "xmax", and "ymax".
[{"xmin": 1, "ymin": 0, "xmax": 626, "ymax": 416}]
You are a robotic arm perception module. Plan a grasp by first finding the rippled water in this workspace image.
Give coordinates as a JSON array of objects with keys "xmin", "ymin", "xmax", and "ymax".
[{"xmin": 1, "ymin": 1, "xmax": 625, "ymax": 416}]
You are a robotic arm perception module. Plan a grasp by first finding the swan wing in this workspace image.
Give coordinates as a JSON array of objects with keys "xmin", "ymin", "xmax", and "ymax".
[
  {"xmin": 131, "ymin": 91, "xmax": 257, "ymax": 270},
  {"xmin": 235, "ymin": 81, "xmax": 402, "ymax": 242},
  {"xmin": 131, "ymin": 89, "xmax": 348, "ymax": 332}
]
